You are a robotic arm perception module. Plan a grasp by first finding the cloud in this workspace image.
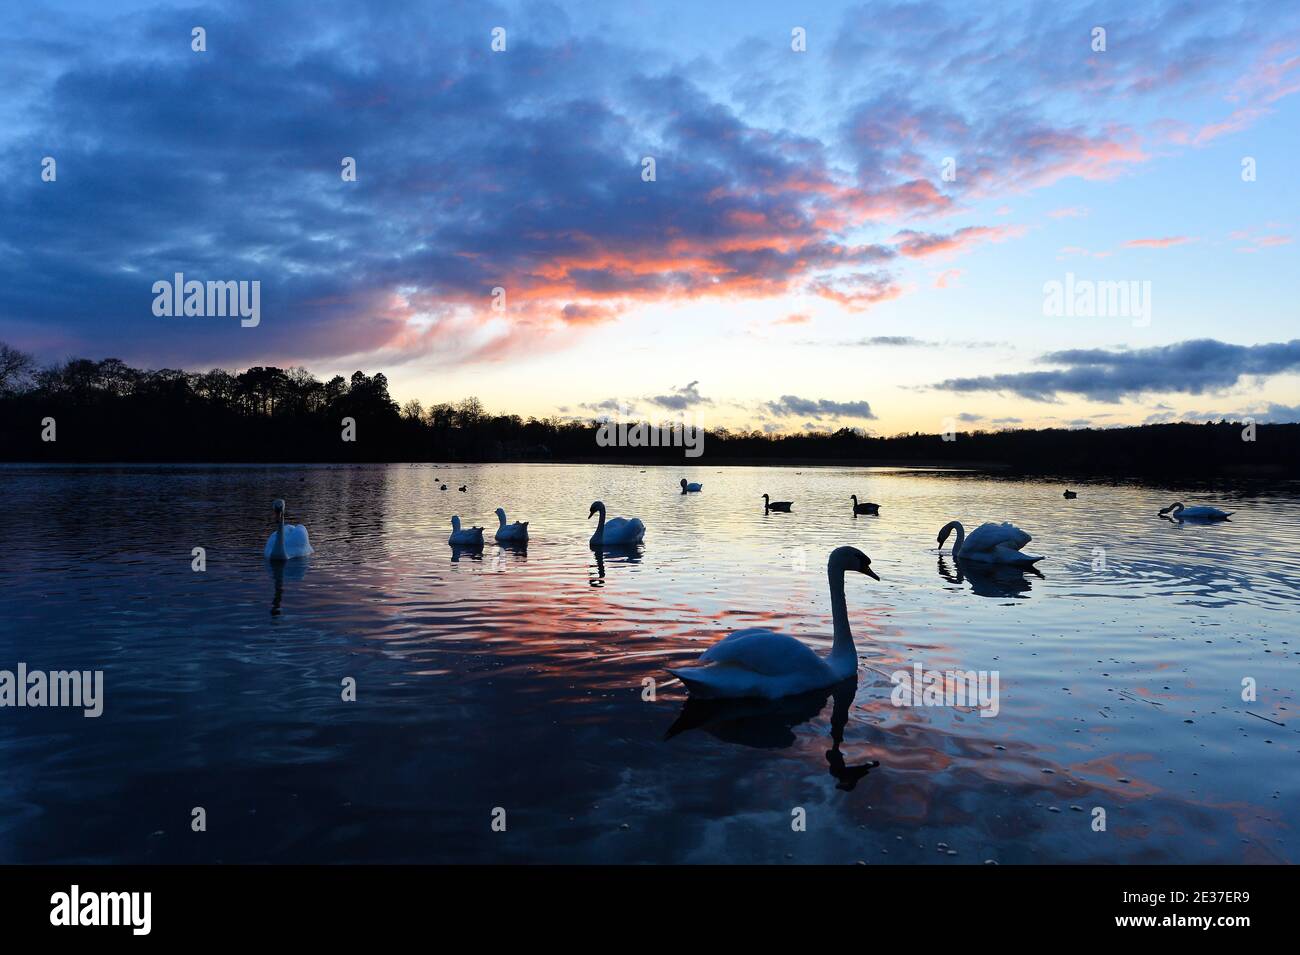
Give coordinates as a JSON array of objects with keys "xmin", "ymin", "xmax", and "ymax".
[
  {"xmin": 931, "ymin": 339, "xmax": 1300, "ymax": 402},
  {"xmin": 646, "ymin": 380, "xmax": 711, "ymax": 411},
  {"xmin": 892, "ymin": 225, "xmax": 1023, "ymax": 259},
  {"xmin": 765, "ymin": 395, "xmax": 876, "ymax": 420},
  {"xmin": 772, "ymin": 313, "xmax": 811, "ymax": 326},
  {"xmin": 1122, "ymin": 236, "xmax": 1195, "ymax": 249}
]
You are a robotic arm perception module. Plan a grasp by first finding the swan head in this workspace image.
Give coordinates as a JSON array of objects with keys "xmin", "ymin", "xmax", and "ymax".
[
  {"xmin": 588, "ymin": 501, "xmax": 605, "ymax": 519},
  {"xmin": 451, "ymin": 515, "xmax": 462, "ymax": 531},
  {"xmin": 830, "ymin": 545, "xmax": 879, "ymax": 580},
  {"xmin": 937, "ymin": 521, "xmax": 960, "ymax": 547},
  {"xmin": 272, "ymin": 498, "xmax": 285, "ymax": 516},
  {"xmin": 762, "ymin": 493, "xmax": 770, "ymax": 503},
  {"xmin": 680, "ymin": 478, "xmax": 688, "ymax": 488},
  {"xmin": 1158, "ymin": 501, "xmax": 1183, "ymax": 516},
  {"xmin": 495, "ymin": 507, "xmax": 506, "ymax": 520}
]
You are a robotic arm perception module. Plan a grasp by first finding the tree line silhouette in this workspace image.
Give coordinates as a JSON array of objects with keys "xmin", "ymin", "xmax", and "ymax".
[{"xmin": 1, "ymin": 345, "xmax": 1297, "ymax": 475}]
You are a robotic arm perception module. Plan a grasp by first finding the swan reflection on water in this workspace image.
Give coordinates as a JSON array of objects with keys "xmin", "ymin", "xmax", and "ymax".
[
  {"xmin": 267, "ymin": 556, "xmax": 310, "ymax": 617},
  {"xmin": 589, "ymin": 545, "xmax": 642, "ymax": 587},
  {"xmin": 449, "ymin": 544, "xmax": 485, "ymax": 563},
  {"xmin": 665, "ymin": 678, "xmax": 879, "ymax": 791},
  {"xmin": 937, "ymin": 555, "xmax": 1043, "ymax": 599}
]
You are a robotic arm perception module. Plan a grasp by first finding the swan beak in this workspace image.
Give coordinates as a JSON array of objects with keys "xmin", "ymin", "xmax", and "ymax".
[{"xmin": 864, "ymin": 566, "xmax": 880, "ymax": 580}]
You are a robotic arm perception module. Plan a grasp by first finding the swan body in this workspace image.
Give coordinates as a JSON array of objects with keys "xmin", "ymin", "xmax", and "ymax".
[
  {"xmin": 763, "ymin": 493, "xmax": 793, "ymax": 513},
  {"xmin": 264, "ymin": 498, "xmax": 314, "ymax": 561},
  {"xmin": 680, "ymin": 479, "xmax": 703, "ymax": 493},
  {"xmin": 448, "ymin": 515, "xmax": 485, "ymax": 547},
  {"xmin": 494, "ymin": 507, "xmax": 529, "ymax": 542},
  {"xmin": 668, "ymin": 546, "xmax": 878, "ymax": 700},
  {"xmin": 1063, "ymin": 489, "xmax": 1077, "ymax": 499},
  {"xmin": 588, "ymin": 500, "xmax": 645, "ymax": 547},
  {"xmin": 1159, "ymin": 501, "xmax": 1231, "ymax": 521},
  {"xmin": 851, "ymin": 495, "xmax": 880, "ymax": 515},
  {"xmin": 938, "ymin": 520, "xmax": 1043, "ymax": 566}
]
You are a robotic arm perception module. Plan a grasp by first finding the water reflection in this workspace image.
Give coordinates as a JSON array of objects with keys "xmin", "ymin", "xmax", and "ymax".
[
  {"xmin": 936, "ymin": 555, "xmax": 1043, "ymax": 598},
  {"xmin": 266, "ymin": 557, "xmax": 309, "ymax": 617},
  {"xmin": 665, "ymin": 679, "xmax": 879, "ymax": 791}
]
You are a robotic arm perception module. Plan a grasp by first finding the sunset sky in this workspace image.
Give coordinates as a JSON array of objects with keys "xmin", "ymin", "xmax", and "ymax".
[{"xmin": 2, "ymin": 0, "xmax": 1299, "ymax": 434}]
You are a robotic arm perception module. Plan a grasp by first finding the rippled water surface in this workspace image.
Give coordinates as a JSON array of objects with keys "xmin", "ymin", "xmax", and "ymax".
[{"xmin": 1, "ymin": 463, "xmax": 1297, "ymax": 864}]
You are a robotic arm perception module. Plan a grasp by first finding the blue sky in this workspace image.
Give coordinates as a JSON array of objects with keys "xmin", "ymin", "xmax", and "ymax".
[{"xmin": 2, "ymin": 0, "xmax": 1298, "ymax": 433}]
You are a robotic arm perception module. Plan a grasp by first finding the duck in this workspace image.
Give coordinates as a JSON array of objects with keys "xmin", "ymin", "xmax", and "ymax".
[
  {"xmin": 851, "ymin": 495, "xmax": 880, "ymax": 515},
  {"xmin": 264, "ymin": 498, "xmax": 314, "ymax": 561},
  {"xmin": 937, "ymin": 520, "xmax": 1044, "ymax": 566},
  {"xmin": 763, "ymin": 493, "xmax": 793, "ymax": 513},
  {"xmin": 440, "ymin": 484, "xmax": 448, "ymax": 491},
  {"xmin": 667, "ymin": 546, "xmax": 878, "ymax": 699},
  {"xmin": 448, "ymin": 516, "xmax": 485, "ymax": 547},
  {"xmin": 459, "ymin": 485, "xmax": 468, "ymax": 492},
  {"xmin": 680, "ymin": 478, "xmax": 703, "ymax": 493},
  {"xmin": 1063, "ymin": 489, "xmax": 1078, "ymax": 499},
  {"xmin": 1158, "ymin": 501, "xmax": 1232, "ymax": 521},
  {"xmin": 494, "ymin": 507, "xmax": 529, "ymax": 543},
  {"xmin": 588, "ymin": 500, "xmax": 645, "ymax": 547}
]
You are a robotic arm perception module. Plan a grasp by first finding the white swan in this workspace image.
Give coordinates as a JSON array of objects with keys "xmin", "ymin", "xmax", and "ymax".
[
  {"xmin": 680, "ymin": 478, "xmax": 703, "ymax": 493},
  {"xmin": 494, "ymin": 507, "xmax": 529, "ymax": 543},
  {"xmin": 264, "ymin": 498, "xmax": 313, "ymax": 561},
  {"xmin": 938, "ymin": 520, "xmax": 1043, "ymax": 566},
  {"xmin": 668, "ymin": 546, "xmax": 878, "ymax": 699},
  {"xmin": 1159, "ymin": 501, "xmax": 1232, "ymax": 521},
  {"xmin": 588, "ymin": 500, "xmax": 645, "ymax": 547},
  {"xmin": 448, "ymin": 515, "xmax": 485, "ymax": 547}
]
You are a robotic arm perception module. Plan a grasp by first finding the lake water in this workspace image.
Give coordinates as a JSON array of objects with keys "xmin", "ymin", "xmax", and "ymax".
[{"xmin": 1, "ymin": 463, "xmax": 1297, "ymax": 864}]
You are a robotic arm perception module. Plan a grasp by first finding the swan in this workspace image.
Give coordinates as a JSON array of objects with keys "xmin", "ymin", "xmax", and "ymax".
[
  {"xmin": 937, "ymin": 520, "xmax": 1043, "ymax": 566},
  {"xmin": 1063, "ymin": 489, "xmax": 1077, "ymax": 499},
  {"xmin": 851, "ymin": 495, "xmax": 880, "ymax": 515},
  {"xmin": 588, "ymin": 500, "xmax": 645, "ymax": 547},
  {"xmin": 494, "ymin": 507, "xmax": 529, "ymax": 543},
  {"xmin": 1159, "ymin": 502, "xmax": 1231, "ymax": 521},
  {"xmin": 680, "ymin": 478, "xmax": 703, "ymax": 493},
  {"xmin": 448, "ymin": 515, "xmax": 485, "ymax": 547},
  {"xmin": 667, "ymin": 546, "xmax": 878, "ymax": 699},
  {"xmin": 459, "ymin": 485, "xmax": 468, "ymax": 492},
  {"xmin": 264, "ymin": 498, "xmax": 314, "ymax": 561},
  {"xmin": 763, "ymin": 493, "xmax": 793, "ymax": 513}
]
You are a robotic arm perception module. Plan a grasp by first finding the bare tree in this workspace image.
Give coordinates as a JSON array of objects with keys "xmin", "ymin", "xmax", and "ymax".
[{"xmin": 0, "ymin": 343, "xmax": 35, "ymax": 395}]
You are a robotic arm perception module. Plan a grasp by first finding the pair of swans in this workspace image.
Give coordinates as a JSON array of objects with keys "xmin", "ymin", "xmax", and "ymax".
[{"xmin": 450, "ymin": 508, "xmax": 530, "ymax": 546}]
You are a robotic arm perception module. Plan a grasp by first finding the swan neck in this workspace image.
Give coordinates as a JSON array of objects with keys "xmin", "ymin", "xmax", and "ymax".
[
  {"xmin": 271, "ymin": 511, "xmax": 287, "ymax": 559},
  {"xmin": 951, "ymin": 521, "xmax": 965, "ymax": 556},
  {"xmin": 593, "ymin": 507, "xmax": 606, "ymax": 541},
  {"xmin": 828, "ymin": 562, "xmax": 855, "ymax": 665}
]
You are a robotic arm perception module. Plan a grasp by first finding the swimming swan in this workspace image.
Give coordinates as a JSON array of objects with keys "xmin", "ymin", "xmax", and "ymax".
[
  {"xmin": 763, "ymin": 494, "xmax": 793, "ymax": 513},
  {"xmin": 494, "ymin": 507, "xmax": 529, "ymax": 543},
  {"xmin": 1159, "ymin": 502, "xmax": 1231, "ymax": 521},
  {"xmin": 588, "ymin": 500, "xmax": 645, "ymax": 547},
  {"xmin": 680, "ymin": 478, "xmax": 703, "ymax": 493},
  {"xmin": 448, "ymin": 515, "xmax": 485, "ymax": 547},
  {"xmin": 264, "ymin": 498, "xmax": 314, "ymax": 561},
  {"xmin": 851, "ymin": 495, "xmax": 880, "ymax": 515},
  {"xmin": 667, "ymin": 546, "xmax": 878, "ymax": 700},
  {"xmin": 1063, "ymin": 489, "xmax": 1078, "ymax": 499},
  {"xmin": 937, "ymin": 520, "xmax": 1043, "ymax": 566}
]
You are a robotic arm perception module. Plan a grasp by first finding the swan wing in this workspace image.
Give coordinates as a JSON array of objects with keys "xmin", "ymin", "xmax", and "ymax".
[
  {"xmin": 1182, "ymin": 506, "xmax": 1231, "ymax": 519},
  {"xmin": 605, "ymin": 517, "xmax": 646, "ymax": 542},
  {"xmin": 266, "ymin": 525, "xmax": 314, "ymax": 558},
  {"xmin": 698, "ymin": 628, "xmax": 826, "ymax": 675},
  {"xmin": 963, "ymin": 521, "xmax": 1031, "ymax": 553}
]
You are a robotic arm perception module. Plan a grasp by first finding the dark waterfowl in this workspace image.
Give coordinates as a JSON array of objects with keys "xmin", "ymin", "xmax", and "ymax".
[
  {"xmin": 763, "ymin": 493, "xmax": 793, "ymax": 513},
  {"xmin": 851, "ymin": 495, "xmax": 880, "ymax": 515},
  {"xmin": 1063, "ymin": 489, "xmax": 1077, "ymax": 499},
  {"xmin": 1159, "ymin": 501, "xmax": 1231, "ymax": 521},
  {"xmin": 680, "ymin": 478, "xmax": 703, "ymax": 493}
]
